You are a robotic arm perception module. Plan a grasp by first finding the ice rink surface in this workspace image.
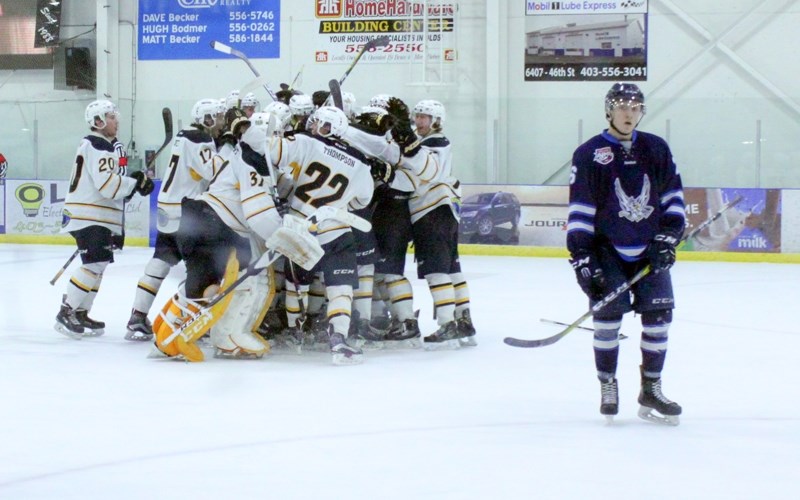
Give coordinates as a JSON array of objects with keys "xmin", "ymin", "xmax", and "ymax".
[{"xmin": 0, "ymin": 243, "xmax": 797, "ymax": 499}]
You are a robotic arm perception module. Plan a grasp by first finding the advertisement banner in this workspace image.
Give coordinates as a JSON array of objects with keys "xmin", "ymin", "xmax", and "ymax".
[
  {"xmin": 682, "ymin": 188, "xmax": 781, "ymax": 253},
  {"xmin": 138, "ymin": 0, "xmax": 280, "ymax": 61},
  {"xmin": 315, "ymin": 0, "xmax": 458, "ymax": 65},
  {"xmin": 2, "ymin": 180, "xmax": 150, "ymax": 240},
  {"xmin": 34, "ymin": 0, "xmax": 62, "ymax": 48},
  {"xmin": 459, "ymin": 185, "xmax": 568, "ymax": 247},
  {"xmin": 524, "ymin": 0, "xmax": 648, "ymax": 81}
]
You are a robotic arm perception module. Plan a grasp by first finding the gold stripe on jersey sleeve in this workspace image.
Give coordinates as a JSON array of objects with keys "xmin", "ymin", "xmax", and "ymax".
[
  {"xmin": 242, "ymin": 191, "xmax": 268, "ymax": 204},
  {"xmin": 206, "ymin": 193, "xmax": 247, "ymax": 228},
  {"xmin": 245, "ymin": 205, "xmax": 277, "ymax": 220}
]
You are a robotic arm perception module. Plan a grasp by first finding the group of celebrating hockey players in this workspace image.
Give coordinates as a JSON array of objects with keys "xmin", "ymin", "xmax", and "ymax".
[
  {"xmin": 53, "ymin": 80, "xmax": 683, "ymax": 424},
  {"xmin": 54, "ymin": 83, "xmax": 477, "ymax": 367}
]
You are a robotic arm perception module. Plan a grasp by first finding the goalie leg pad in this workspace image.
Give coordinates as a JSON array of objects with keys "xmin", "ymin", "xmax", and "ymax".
[
  {"xmin": 173, "ymin": 250, "xmax": 241, "ymax": 362},
  {"xmin": 212, "ymin": 271, "xmax": 273, "ymax": 358},
  {"xmin": 153, "ymin": 293, "xmax": 202, "ymax": 358}
]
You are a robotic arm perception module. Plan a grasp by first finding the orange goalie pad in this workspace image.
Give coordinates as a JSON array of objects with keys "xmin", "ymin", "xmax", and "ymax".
[{"xmin": 154, "ymin": 250, "xmax": 240, "ymax": 361}]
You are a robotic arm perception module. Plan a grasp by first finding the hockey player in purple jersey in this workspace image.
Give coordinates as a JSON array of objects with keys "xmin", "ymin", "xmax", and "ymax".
[{"xmin": 567, "ymin": 83, "xmax": 685, "ymax": 425}]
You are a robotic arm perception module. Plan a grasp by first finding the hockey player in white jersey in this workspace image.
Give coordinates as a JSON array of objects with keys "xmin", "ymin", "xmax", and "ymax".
[
  {"xmin": 55, "ymin": 100, "xmax": 155, "ymax": 339},
  {"xmin": 125, "ymin": 99, "xmax": 227, "ymax": 341},
  {"xmin": 152, "ymin": 108, "xmax": 292, "ymax": 361},
  {"xmin": 388, "ymin": 98, "xmax": 477, "ymax": 349},
  {"xmin": 269, "ymin": 106, "xmax": 375, "ymax": 365}
]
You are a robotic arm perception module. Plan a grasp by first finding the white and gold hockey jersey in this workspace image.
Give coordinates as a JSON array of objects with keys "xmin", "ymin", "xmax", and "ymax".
[
  {"xmin": 270, "ymin": 132, "xmax": 374, "ymax": 246},
  {"xmin": 62, "ymin": 133, "xmax": 138, "ymax": 235},
  {"xmin": 403, "ymin": 133, "xmax": 461, "ymax": 224},
  {"xmin": 157, "ymin": 128, "xmax": 222, "ymax": 233},
  {"xmin": 195, "ymin": 144, "xmax": 282, "ymax": 242}
]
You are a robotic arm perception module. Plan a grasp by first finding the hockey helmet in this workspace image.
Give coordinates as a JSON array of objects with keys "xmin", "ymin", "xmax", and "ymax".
[
  {"xmin": 85, "ymin": 99, "xmax": 118, "ymax": 129},
  {"xmin": 605, "ymin": 83, "xmax": 646, "ymax": 118},
  {"xmin": 289, "ymin": 94, "xmax": 315, "ymax": 116},
  {"xmin": 192, "ymin": 98, "xmax": 222, "ymax": 128},
  {"xmin": 309, "ymin": 106, "xmax": 349, "ymax": 138},
  {"xmin": 412, "ymin": 99, "xmax": 446, "ymax": 128}
]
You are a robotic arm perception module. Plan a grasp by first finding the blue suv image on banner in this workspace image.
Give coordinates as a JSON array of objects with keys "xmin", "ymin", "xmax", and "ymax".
[{"xmin": 459, "ymin": 191, "xmax": 521, "ymax": 244}]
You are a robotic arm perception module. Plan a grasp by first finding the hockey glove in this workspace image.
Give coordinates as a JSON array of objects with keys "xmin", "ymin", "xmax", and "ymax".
[
  {"xmin": 569, "ymin": 252, "xmax": 606, "ymax": 301},
  {"xmin": 390, "ymin": 119, "xmax": 418, "ymax": 151},
  {"xmin": 386, "ymin": 97, "xmax": 410, "ymax": 122},
  {"xmin": 368, "ymin": 158, "xmax": 395, "ymax": 184},
  {"xmin": 111, "ymin": 232, "xmax": 125, "ymax": 251},
  {"xmin": 129, "ymin": 170, "xmax": 155, "ymax": 197},
  {"xmin": 276, "ymin": 84, "xmax": 296, "ymax": 105},
  {"xmin": 356, "ymin": 112, "xmax": 396, "ymax": 135},
  {"xmin": 648, "ymin": 233, "xmax": 679, "ymax": 273},
  {"xmin": 224, "ymin": 107, "xmax": 250, "ymax": 138}
]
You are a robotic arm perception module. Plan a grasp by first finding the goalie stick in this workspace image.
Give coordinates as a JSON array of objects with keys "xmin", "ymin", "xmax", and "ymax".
[
  {"xmin": 210, "ymin": 41, "xmax": 278, "ymax": 102},
  {"xmin": 50, "ymin": 108, "xmax": 173, "ymax": 286},
  {"xmin": 504, "ymin": 194, "xmax": 744, "ymax": 348}
]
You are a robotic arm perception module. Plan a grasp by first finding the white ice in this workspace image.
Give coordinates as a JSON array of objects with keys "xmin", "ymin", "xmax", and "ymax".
[{"xmin": 0, "ymin": 244, "xmax": 797, "ymax": 499}]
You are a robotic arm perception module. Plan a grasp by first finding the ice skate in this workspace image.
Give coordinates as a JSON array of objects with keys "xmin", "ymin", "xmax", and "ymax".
[
  {"xmin": 383, "ymin": 318, "xmax": 422, "ymax": 349},
  {"xmin": 456, "ymin": 309, "xmax": 477, "ymax": 347},
  {"xmin": 423, "ymin": 321, "xmax": 461, "ymax": 350},
  {"xmin": 302, "ymin": 313, "xmax": 330, "ymax": 351},
  {"xmin": 349, "ymin": 316, "xmax": 384, "ymax": 351},
  {"xmin": 637, "ymin": 366, "xmax": 681, "ymax": 426},
  {"xmin": 54, "ymin": 304, "xmax": 84, "ymax": 340},
  {"xmin": 599, "ymin": 377, "xmax": 619, "ymax": 423},
  {"xmin": 270, "ymin": 327, "xmax": 305, "ymax": 354},
  {"xmin": 125, "ymin": 310, "xmax": 153, "ymax": 341},
  {"xmin": 329, "ymin": 327, "xmax": 363, "ymax": 366},
  {"xmin": 368, "ymin": 310, "xmax": 392, "ymax": 335},
  {"xmin": 74, "ymin": 309, "xmax": 105, "ymax": 337}
]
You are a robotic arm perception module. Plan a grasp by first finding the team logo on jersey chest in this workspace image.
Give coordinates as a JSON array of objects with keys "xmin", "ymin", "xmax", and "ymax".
[
  {"xmin": 614, "ymin": 175, "xmax": 654, "ymax": 223},
  {"xmin": 593, "ymin": 147, "xmax": 614, "ymax": 165}
]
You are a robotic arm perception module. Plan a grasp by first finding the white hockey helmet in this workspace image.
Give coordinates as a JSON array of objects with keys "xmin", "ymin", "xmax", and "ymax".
[
  {"xmin": 192, "ymin": 98, "xmax": 222, "ymax": 128},
  {"xmin": 241, "ymin": 92, "xmax": 260, "ymax": 111},
  {"xmin": 368, "ymin": 94, "xmax": 393, "ymax": 110},
  {"xmin": 343, "ymin": 91, "xmax": 357, "ymax": 117},
  {"xmin": 289, "ymin": 94, "xmax": 315, "ymax": 116},
  {"xmin": 358, "ymin": 105, "xmax": 388, "ymax": 118},
  {"xmin": 412, "ymin": 99, "xmax": 446, "ymax": 128},
  {"xmin": 85, "ymin": 99, "xmax": 118, "ymax": 129},
  {"xmin": 309, "ymin": 106, "xmax": 349, "ymax": 138},
  {"xmin": 225, "ymin": 90, "xmax": 241, "ymax": 110},
  {"xmin": 263, "ymin": 101, "xmax": 293, "ymax": 130}
]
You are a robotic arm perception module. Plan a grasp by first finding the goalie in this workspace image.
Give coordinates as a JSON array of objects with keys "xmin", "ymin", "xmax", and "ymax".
[{"xmin": 151, "ymin": 108, "xmax": 322, "ymax": 362}]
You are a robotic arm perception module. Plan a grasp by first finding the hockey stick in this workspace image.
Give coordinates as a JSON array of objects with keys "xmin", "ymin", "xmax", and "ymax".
[
  {"xmin": 338, "ymin": 36, "xmax": 390, "ymax": 86},
  {"xmin": 49, "ymin": 249, "xmax": 79, "ymax": 286},
  {"xmin": 210, "ymin": 41, "xmax": 278, "ymax": 102},
  {"xmin": 504, "ymin": 194, "xmax": 744, "ymax": 348},
  {"xmin": 145, "ymin": 107, "xmax": 174, "ymax": 176},
  {"xmin": 540, "ymin": 318, "xmax": 629, "ymax": 340},
  {"xmin": 328, "ymin": 79, "xmax": 344, "ymax": 110}
]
